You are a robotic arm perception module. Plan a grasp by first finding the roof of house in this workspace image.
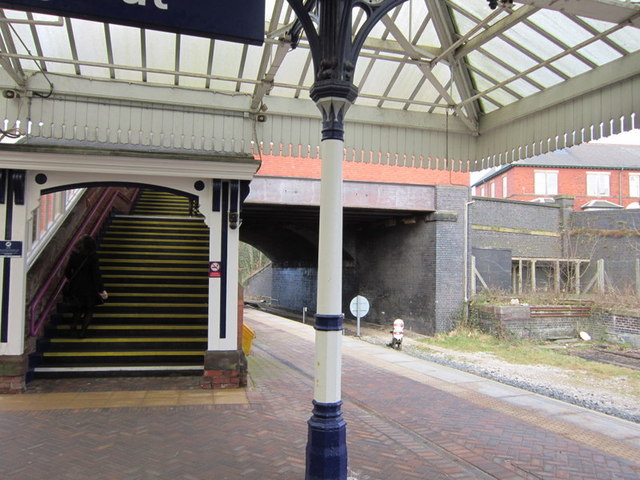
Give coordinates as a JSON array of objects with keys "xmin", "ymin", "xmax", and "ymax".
[{"xmin": 472, "ymin": 144, "xmax": 640, "ymax": 187}]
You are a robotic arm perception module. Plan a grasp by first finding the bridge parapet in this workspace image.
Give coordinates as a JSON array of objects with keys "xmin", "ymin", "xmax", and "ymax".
[{"xmin": 247, "ymin": 177, "xmax": 435, "ymax": 211}]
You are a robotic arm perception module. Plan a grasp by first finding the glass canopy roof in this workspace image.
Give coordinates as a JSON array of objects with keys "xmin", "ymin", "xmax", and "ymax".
[{"xmin": 0, "ymin": 0, "xmax": 638, "ymax": 146}]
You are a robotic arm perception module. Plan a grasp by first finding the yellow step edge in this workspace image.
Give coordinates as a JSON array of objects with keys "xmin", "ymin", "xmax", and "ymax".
[
  {"xmin": 101, "ymin": 267, "xmax": 207, "ymax": 272},
  {"xmin": 105, "ymin": 230, "xmax": 207, "ymax": 237},
  {"xmin": 44, "ymin": 351, "xmax": 205, "ymax": 357},
  {"xmin": 112, "ymin": 292, "xmax": 207, "ymax": 297},
  {"xmin": 102, "ymin": 238, "xmax": 207, "ymax": 244},
  {"xmin": 113, "ymin": 218, "xmax": 204, "ymax": 224},
  {"xmin": 57, "ymin": 325, "xmax": 206, "ymax": 330},
  {"xmin": 101, "ymin": 258, "xmax": 206, "ymax": 265},
  {"xmin": 59, "ymin": 312, "xmax": 207, "ymax": 319},
  {"xmin": 94, "ymin": 302, "xmax": 206, "ymax": 307},
  {"xmin": 103, "ymin": 283, "xmax": 206, "ymax": 289},
  {"xmin": 100, "ymin": 251, "xmax": 206, "ymax": 257},
  {"xmin": 100, "ymin": 243, "xmax": 209, "ymax": 253},
  {"xmin": 102, "ymin": 274, "xmax": 204, "ymax": 280},
  {"xmin": 103, "ymin": 234, "xmax": 209, "ymax": 244},
  {"xmin": 110, "ymin": 225, "xmax": 205, "ymax": 231},
  {"xmin": 51, "ymin": 337, "xmax": 207, "ymax": 343}
]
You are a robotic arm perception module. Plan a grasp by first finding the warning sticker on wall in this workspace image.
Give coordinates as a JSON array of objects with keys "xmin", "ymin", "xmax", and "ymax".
[{"xmin": 209, "ymin": 261, "xmax": 222, "ymax": 278}]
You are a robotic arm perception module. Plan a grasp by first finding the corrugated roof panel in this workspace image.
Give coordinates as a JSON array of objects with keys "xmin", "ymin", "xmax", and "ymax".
[
  {"xmin": 359, "ymin": 59, "xmax": 401, "ymax": 98},
  {"xmin": 109, "ymin": 24, "xmax": 143, "ymax": 83},
  {"xmin": 577, "ymin": 40, "xmax": 624, "ymax": 66},
  {"xmin": 502, "ymin": 23, "xmax": 565, "ymax": 61},
  {"xmin": 177, "ymin": 35, "xmax": 212, "ymax": 89},
  {"xmin": 70, "ymin": 19, "xmax": 109, "ymax": 79},
  {"xmin": 527, "ymin": 9, "xmax": 594, "ymax": 47},
  {"xmin": 550, "ymin": 54, "xmax": 592, "ymax": 78},
  {"xmin": 144, "ymin": 29, "xmax": 176, "ymax": 85},
  {"xmin": 32, "ymin": 18, "xmax": 74, "ymax": 75},
  {"xmin": 465, "ymin": 48, "xmax": 519, "ymax": 85},
  {"xmin": 526, "ymin": 67, "xmax": 564, "ymax": 89},
  {"xmin": 4, "ymin": 10, "xmax": 42, "ymax": 72},
  {"xmin": 606, "ymin": 28, "xmax": 640, "ymax": 53},
  {"xmin": 273, "ymin": 45, "xmax": 312, "ymax": 97}
]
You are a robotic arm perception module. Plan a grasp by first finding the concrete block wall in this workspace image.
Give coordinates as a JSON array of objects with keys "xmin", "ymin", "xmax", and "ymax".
[
  {"xmin": 570, "ymin": 211, "xmax": 640, "ymax": 291},
  {"xmin": 470, "ymin": 197, "xmax": 563, "ymax": 259},
  {"xmin": 356, "ymin": 219, "xmax": 435, "ymax": 334},
  {"xmin": 432, "ymin": 186, "xmax": 468, "ymax": 333}
]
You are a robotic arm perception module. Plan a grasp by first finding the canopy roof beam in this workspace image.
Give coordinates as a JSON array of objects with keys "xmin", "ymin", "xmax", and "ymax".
[{"xmin": 423, "ymin": 0, "xmax": 480, "ymax": 126}]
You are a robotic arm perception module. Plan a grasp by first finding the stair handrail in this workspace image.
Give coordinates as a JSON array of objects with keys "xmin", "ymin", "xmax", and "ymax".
[{"xmin": 28, "ymin": 187, "xmax": 138, "ymax": 337}]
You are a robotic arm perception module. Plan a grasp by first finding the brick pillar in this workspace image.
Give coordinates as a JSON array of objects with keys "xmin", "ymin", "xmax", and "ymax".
[
  {"xmin": 201, "ymin": 350, "xmax": 247, "ymax": 389},
  {"xmin": 0, "ymin": 354, "xmax": 28, "ymax": 393}
]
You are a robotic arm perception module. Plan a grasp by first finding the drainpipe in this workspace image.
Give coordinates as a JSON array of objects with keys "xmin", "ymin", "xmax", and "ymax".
[{"xmin": 463, "ymin": 199, "xmax": 475, "ymax": 318}]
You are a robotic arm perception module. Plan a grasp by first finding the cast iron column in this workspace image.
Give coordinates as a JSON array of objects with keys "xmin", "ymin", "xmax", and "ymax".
[{"xmin": 284, "ymin": 1, "xmax": 409, "ymax": 478}]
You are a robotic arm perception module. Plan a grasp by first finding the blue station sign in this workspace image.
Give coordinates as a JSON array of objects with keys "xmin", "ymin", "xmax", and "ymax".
[{"xmin": 0, "ymin": 0, "xmax": 265, "ymax": 45}]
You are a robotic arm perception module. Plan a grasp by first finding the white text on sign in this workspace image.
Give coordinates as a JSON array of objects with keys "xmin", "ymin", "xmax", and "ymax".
[{"xmin": 122, "ymin": 0, "xmax": 168, "ymax": 10}]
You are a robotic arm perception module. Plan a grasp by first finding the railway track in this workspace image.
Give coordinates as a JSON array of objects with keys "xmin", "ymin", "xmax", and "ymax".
[{"xmin": 570, "ymin": 345, "xmax": 640, "ymax": 371}]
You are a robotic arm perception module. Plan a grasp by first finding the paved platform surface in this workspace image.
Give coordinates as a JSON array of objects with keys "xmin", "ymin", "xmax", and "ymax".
[{"xmin": 1, "ymin": 309, "xmax": 639, "ymax": 479}]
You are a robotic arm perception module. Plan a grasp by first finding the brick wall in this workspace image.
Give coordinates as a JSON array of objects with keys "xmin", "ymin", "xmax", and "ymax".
[
  {"xmin": 471, "ymin": 305, "xmax": 604, "ymax": 341},
  {"xmin": 256, "ymin": 154, "xmax": 470, "ymax": 186}
]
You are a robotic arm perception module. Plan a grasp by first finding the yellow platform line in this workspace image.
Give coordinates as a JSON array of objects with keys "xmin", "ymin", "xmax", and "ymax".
[{"xmin": 0, "ymin": 389, "xmax": 249, "ymax": 411}]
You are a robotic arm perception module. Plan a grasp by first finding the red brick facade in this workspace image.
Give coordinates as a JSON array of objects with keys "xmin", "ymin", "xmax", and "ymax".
[
  {"xmin": 256, "ymin": 154, "xmax": 470, "ymax": 186},
  {"xmin": 475, "ymin": 165, "xmax": 640, "ymax": 211}
]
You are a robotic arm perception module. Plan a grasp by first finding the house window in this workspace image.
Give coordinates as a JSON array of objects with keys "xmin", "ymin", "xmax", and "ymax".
[
  {"xmin": 534, "ymin": 170, "xmax": 558, "ymax": 195},
  {"xmin": 630, "ymin": 174, "xmax": 640, "ymax": 198},
  {"xmin": 502, "ymin": 176, "xmax": 508, "ymax": 198},
  {"xmin": 480, "ymin": 186, "xmax": 486, "ymax": 197},
  {"xmin": 586, "ymin": 172, "xmax": 610, "ymax": 197},
  {"xmin": 490, "ymin": 182, "xmax": 495, "ymax": 198}
]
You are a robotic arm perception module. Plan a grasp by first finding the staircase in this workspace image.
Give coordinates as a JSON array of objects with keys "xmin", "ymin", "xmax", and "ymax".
[{"xmin": 31, "ymin": 190, "xmax": 210, "ymax": 378}]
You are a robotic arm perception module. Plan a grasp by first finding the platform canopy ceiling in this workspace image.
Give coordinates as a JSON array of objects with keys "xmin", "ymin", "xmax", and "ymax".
[{"xmin": 0, "ymin": 0, "xmax": 637, "ymax": 171}]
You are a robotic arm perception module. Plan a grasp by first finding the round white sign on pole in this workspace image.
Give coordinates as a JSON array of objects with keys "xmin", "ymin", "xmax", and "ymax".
[
  {"xmin": 349, "ymin": 295, "xmax": 370, "ymax": 318},
  {"xmin": 349, "ymin": 295, "xmax": 370, "ymax": 337}
]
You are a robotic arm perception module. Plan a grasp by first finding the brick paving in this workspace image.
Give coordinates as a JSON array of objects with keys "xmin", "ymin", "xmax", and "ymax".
[{"xmin": 1, "ymin": 309, "xmax": 639, "ymax": 479}]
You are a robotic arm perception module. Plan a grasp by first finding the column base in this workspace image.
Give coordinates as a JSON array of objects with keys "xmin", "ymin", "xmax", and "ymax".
[
  {"xmin": 0, "ymin": 354, "xmax": 28, "ymax": 394},
  {"xmin": 305, "ymin": 400, "xmax": 348, "ymax": 480},
  {"xmin": 201, "ymin": 350, "xmax": 247, "ymax": 389}
]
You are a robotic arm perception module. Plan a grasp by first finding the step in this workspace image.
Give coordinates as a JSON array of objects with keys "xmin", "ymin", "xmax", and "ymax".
[{"xmin": 31, "ymin": 364, "xmax": 203, "ymax": 377}]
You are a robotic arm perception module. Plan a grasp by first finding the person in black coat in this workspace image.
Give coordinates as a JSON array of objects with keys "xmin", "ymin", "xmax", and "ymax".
[{"xmin": 64, "ymin": 235, "xmax": 108, "ymax": 338}]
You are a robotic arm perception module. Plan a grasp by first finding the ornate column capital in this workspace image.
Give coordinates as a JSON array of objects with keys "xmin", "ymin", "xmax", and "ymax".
[{"xmin": 314, "ymin": 94, "xmax": 355, "ymax": 142}]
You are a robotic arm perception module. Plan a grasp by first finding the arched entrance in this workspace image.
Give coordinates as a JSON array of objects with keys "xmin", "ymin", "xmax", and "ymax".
[{"xmin": 0, "ymin": 142, "xmax": 259, "ymax": 391}]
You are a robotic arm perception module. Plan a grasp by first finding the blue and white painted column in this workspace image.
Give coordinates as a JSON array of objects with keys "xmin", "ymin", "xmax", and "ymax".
[
  {"xmin": 0, "ymin": 170, "xmax": 29, "ymax": 392},
  {"xmin": 201, "ymin": 179, "xmax": 249, "ymax": 388},
  {"xmin": 305, "ymin": 96, "xmax": 353, "ymax": 480}
]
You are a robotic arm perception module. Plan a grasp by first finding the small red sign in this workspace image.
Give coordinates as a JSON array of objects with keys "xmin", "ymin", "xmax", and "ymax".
[{"xmin": 209, "ymin": 261, "xmax": 222, "ymax": 278}]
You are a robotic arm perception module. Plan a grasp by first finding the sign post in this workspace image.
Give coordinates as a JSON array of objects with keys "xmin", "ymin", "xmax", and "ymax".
[
  {"xmin": 0, "ymin": 0, "xmax": 265, "ymax": 45},
  {"xmin": 349, "ymin": 295, "xmax": 370, "ymax": 337}
]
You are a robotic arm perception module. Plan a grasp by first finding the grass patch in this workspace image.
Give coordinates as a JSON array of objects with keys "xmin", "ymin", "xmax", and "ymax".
[{"xmin": 418, "ymin": 327, "xmax": 640, "ymax": 382}]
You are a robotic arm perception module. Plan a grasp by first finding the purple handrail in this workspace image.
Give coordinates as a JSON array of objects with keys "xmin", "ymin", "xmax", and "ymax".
[{"xmin": 29, "ymin": 187, "xmax": 138, "ymax": 337}]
